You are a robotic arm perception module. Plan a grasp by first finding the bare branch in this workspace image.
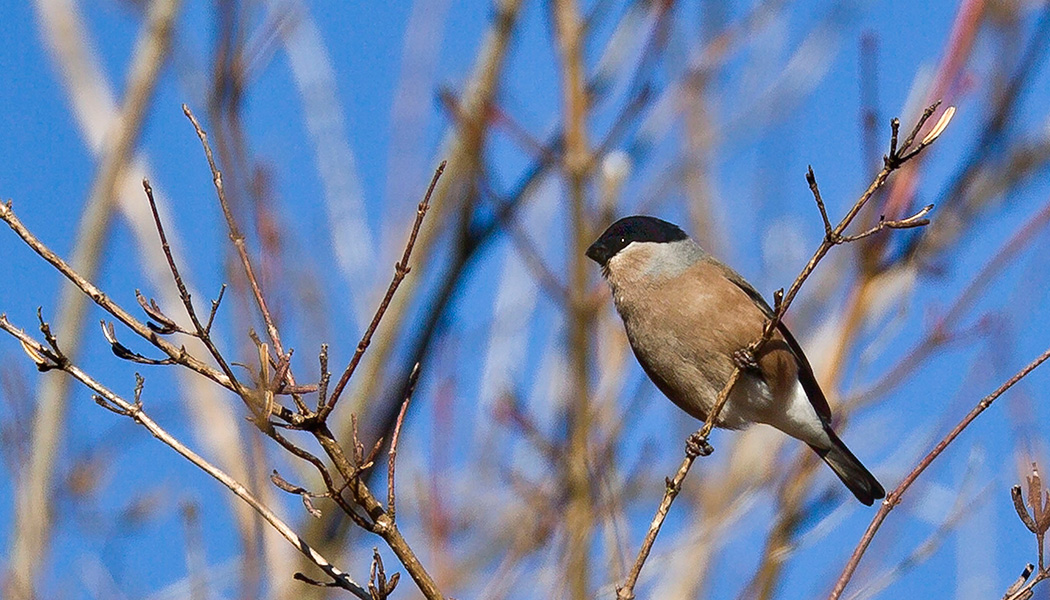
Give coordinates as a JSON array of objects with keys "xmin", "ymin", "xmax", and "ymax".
[
  {"xmin": 0, "ymin": 315, "xmax": 370, "ymax": 599},
  {"xmin": 182, "ymin": 106, "xmax": 290, "ymax": 364},
  {"xmin": 0, "ymin": 201, "xmax": 235, "ymax": 390},
  {"xmin": 808, "ymin": 166, "xmax": 834, "ymax": 237},
  {"xmin": 829, "ymin": 345, "xmax": 1050, "ymax": 600},
  {"xmin": 204, "ymin": 284, "xmax": 227, "ymax": 334},
  {"xmin": 142, "ymin": 178, "xmax": 244, "ymax": 392},
  {"xmin": 369, "ymin": 548, "xmax": 400, "ymax": 600},
  {"xmin": 838, "ymin": 204, "xmax": 935, "ymax": 243},
  {"xmin": 323, "ymin": 161, "xmax": 445, "ymax": 416},
  {"xmin": 388, "ymin": 363, "xmax": 421, "ymax": 521},
  {"xmin": 317, "ymin": 344, "xmax": 331, "ymax": 412}
]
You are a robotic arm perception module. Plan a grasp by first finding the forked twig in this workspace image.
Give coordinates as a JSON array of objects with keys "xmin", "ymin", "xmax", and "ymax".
[
  {"xmin": 0, "ymin": 315, "xmax": 370, "ymax": 599},
  {"xmin": 142, "ymin": 179, "xmax": 242, "ymax": 386},
  {"xmin": 0, "ymin": 201, "xmax": 235, "ymax": 390}
]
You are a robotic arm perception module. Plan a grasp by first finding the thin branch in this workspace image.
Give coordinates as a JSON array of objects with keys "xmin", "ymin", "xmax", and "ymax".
[
  {"xmin": 182, "ymin": 105, "xmax": 289, "ymax": 363},
  {"xmin": 388, "ymin": 363, "xmax": 421, "ymax": 521},
  {"xmin": 808, "ymin": 166, "xmax": 834, "ymax": 237},
  {"xmin": 142, "ymin": 179, "xmax": 245, "ymax": 395},
  {"xmin": 368, "ymin": 547, "xmax": 400, "ymax": 600},
  {"xmin": 270, "ymin": 470, "xmax": 324, "ymax": 518},
  {"xmin": 0, "ymin": 315, "xmax": 370, "ymax": 599},
  {"xmin": 998, "ymin": 464, "xmax": 1050, "ymax": 599},
  {"xmin": 268, "ymin": 429, "xmax": 373, "ymax": 530},
  {"xmin": 837, "ymin": 204, "xmax": 934, "ymax": 244},
  {"xmin": 322, "ymin": 161, "xmax": 445, "ymax": 416},
  {"xmin": 828, "ymin": 344, "xmax": 1050, "ymax": 600},
  {"xmin": 204, "ymin": 284, "xmax": 227, "ymax": 334},
  {"xmin": 0, "ymin": 201, "xmax": 235, "ymax": 390},
  {"xmin": 310, "ymin": 422, "xmax": 445, "ymax": 599},
  {"xmin": 184, "ymin": 104, "xmax": 327, "ymax": 502},
  {"xmin": 317, "ymin": 344, "xmax": 331, "ymax": 412}
]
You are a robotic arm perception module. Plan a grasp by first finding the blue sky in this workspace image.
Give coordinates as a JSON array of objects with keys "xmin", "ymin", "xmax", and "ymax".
[{"xmin": 2, "ymin": 1, "xmax": 1050, "ymax": 599}]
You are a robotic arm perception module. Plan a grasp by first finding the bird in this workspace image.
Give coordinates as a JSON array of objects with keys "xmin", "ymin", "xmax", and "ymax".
[{"xmin": 586, "ymin": 215, "xmax": 885, "ymax": 505}]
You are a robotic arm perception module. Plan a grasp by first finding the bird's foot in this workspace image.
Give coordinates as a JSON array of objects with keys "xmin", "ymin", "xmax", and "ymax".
[
  {"xmin": 733, "ymin": 348, "xmax": 758, "ymax": 372},
  {"xmin": 685, "ymin": 432, "xmax": 713, "ymax": 457}
]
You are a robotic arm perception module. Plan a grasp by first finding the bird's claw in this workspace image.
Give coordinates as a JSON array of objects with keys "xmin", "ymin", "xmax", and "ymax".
[
  {"xmin": 733, "ymin": 348, "xmax": 758, "ymax": 371},
  {"xmin": 685, "ymin": 432, "xmax": 713, "ymax": 457}
]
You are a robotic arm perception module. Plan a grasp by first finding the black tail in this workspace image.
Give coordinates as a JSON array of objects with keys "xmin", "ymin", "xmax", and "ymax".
[{"xmin": 810, "ymin": 428, "xmax": 885, "ymax": 506}]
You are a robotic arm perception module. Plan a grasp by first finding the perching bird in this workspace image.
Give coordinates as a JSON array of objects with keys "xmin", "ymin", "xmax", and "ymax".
[{"xmin": 586, "ymin": 215, "xmax": 885, "ymax": 505}]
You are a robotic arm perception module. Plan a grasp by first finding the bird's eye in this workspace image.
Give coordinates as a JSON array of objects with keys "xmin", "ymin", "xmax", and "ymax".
[{"xmin": 620, "ymin": 237, "xmax": 626, "ymax": 245}]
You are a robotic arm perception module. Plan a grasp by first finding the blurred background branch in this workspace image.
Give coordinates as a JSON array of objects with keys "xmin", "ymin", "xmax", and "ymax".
[{"xmin": 3, "ymin": 0, "xmax": 1050, "ymax": 599}]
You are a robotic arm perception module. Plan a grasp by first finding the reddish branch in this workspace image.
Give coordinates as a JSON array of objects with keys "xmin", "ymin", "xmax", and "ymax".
[{"xmin": 828, "ymin": 346, "xmax": 1050, "ymax": 600}]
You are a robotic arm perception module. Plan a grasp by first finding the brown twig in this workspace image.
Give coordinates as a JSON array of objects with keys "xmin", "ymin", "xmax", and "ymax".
[
  {"xmin": 309, "ymin": 422, "xmax": 445, "ymax": 599},
  {"xmin": 388, "ymin": 363, "xmax": 421, "ymax": 522},
  {"xmin": 0, "ymin": 314, "xmax": 370, "ymax": 599},
  {"xmin": 322, "ymin": 161, "xmax": 444, "ymax": 417},
  {"xmin": 204, "ymin": 284, "xmax": 227, "ymax": 334},
  {"xmin": 837, "ymin": 204, "xmax": 934, "ymax": 243},
  {"xmin": 616, "ymin": 103, "xmax": 952, "ymax": 600},
  {"xmin": 143, "ymin": 179, "xmax": 242, "ymax": 390},
  {"xmin": 0, "ymin": 201, "xmax": 236, "ymax": 391},
  {"xmin": 996, "ymin": 463, "xmax": 1050, "ymax": 599},
  {"xmin": 268, "ymin": 428, "xmax": 370, "ymax": 528},
  {"xmin": 183, "ymin": 105, "xmax": 290, "ymax": 364},
  {"xmin": 368, "ymin": 547, "xmax": 401, "ymax": 600},
  {"xmin": 828, "ymin": 345, "xmax": 1050, "ymax": 600},
  {"xmin": 317, "ymin": 344, "xmax": 331, "ymax": 411}
]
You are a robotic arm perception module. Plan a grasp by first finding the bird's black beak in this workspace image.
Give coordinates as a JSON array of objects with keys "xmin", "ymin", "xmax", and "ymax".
[{"xmin": 585, "ymin": 240, "xmax": 609, "ymax": 266}]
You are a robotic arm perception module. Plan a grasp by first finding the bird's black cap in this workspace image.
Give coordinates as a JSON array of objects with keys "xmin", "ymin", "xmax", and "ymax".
[{"xmin": 585, "ymin": 215, "xmax": 688, "ymax": 266}]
